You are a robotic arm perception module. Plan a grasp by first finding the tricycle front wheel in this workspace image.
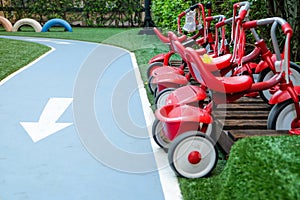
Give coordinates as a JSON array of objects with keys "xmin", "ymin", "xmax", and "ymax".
[{"xmin": 168, "ymin": 131, "xmax": 218, "ymax": 178}]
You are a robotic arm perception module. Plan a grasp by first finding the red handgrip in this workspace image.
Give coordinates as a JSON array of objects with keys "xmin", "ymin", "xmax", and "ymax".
[
  {"xmin": 205, "ymin": 16, "xmax": 214, "ymax": 22},
  {"xmin": 178, "ymin": 12, "xmax": 186, "ymax": 18},
  {"xmin": 242, "ymin": 20, "xmax": 257, "ymax": 29},
  {"xmin": 215, "ymin": 21, "xmax": 226, "ymax": 28},
  {"xmin": 153, "ymin": 27, "xmax": 170, "ymax": 43},
  {"xmin": 233, "ymin": 3, "xmax": 239, "ymax": 10},
  {"xmin": 282, "ymin": 23, "xmax": 293, "ymax": 35},
  {"xmin": 239, "ymin": 9, "xmax": 248, "ymax": 20},
  {"xmin": 178, "ymin": 35, "xmax": 187, "ymax": 43}
]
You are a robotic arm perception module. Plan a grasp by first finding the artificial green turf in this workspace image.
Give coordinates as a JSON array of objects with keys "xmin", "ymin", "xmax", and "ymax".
[
  {"xmin": 0, "ymin": 38, "xmax": 50, "ymax": 80},
  {"xmin": 179, "ymin": 135, "xmax": 300, "ymax": 200},
  {"xmin": 0, "ymin": 26, "xmax": 129, "ymax": 43}
]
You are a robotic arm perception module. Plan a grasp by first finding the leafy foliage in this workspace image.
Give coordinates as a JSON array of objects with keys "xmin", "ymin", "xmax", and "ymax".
[
  {"xmin": 0, "ymin": 0, "xmax": 143, "ymax": 27},
  {"xmin": 151, "ymin": 0, "xmax": 195, "ymax": 31}
]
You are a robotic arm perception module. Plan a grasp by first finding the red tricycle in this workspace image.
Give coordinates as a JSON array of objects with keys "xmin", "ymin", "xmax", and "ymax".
[
  {"xmin": 153, "ymin": 17, "xmax": 300, "ymax": 178},
  {"xmin": 153, "ymin": 2, "xmax": 300, "ymax": 110}
]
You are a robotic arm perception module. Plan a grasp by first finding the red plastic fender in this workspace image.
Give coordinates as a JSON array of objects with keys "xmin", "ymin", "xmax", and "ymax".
[
  {"xmin": 269, "ymin": 86, "xmax": 300, "ymax": 105},
  {"xmin": 165, "ymin": 85, "xmax": 207, "ymax": 105},
  {"xmin": 233, "ymin": 62, "xmax": 257, "ymax": 75},
  {"xmin": 148, "ymin": 53, "xmax": 165, "ymax": 64},
  {"xmin": 255, "ymin": 60, "xmax": 269, "ymax": 74},
  {"xmin": 155, "ymin": 104, "xmax": 213, "ymax": 140},
  {"xmin": 255, "ymin": 54, "xmax": 282, "ymax": 74},
  {"xmin": 151, "ymin": 66, "xmax": 184, "ymax": 77}
]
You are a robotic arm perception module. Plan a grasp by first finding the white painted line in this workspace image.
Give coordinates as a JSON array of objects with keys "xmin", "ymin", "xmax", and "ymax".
[
  {"xmin": 26, "ymin": 38, "xmax": 73, "ymax": 45},
  {"xmin": 130, "ymin": 53, "xmax": 183, "ymax": 200},
  {"xmin": 0, "ymin": 47, "xmax": 55, "ymax": 86}
]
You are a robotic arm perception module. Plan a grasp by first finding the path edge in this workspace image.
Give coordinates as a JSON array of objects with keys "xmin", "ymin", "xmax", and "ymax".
[{"xmin": 130, "ymin": 52, "xmax": 183, "ymax": 200}]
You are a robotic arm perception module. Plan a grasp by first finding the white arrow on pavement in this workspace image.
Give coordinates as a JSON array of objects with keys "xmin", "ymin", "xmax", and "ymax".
[{"xmin": 20, "ymin": 98, "xmax": 73, "ymax": 143}]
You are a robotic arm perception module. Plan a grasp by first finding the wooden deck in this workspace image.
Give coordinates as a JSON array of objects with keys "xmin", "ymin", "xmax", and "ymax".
[{"xmin": 213, "ymin": 97, "xmax": 289, "ymax": 154}]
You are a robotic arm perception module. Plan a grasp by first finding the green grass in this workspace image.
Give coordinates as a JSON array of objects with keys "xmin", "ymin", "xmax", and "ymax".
[
  {"xmin": 0, "ymin": 38, "xmax": 50, "ymax": 80},
  {"xmin": 1, "ymin": 27, "xmax": 299, "ymax": 200},
  {"xmin": 0, "ymin": 26, "xmax": 129, "ymax": 43}
]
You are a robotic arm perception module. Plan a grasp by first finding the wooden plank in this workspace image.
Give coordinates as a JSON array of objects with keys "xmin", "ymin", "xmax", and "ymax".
[
  {"xmin": 222, "ymin": 119, "xmax": 267, "ymax": 130},
  {"xmin": 211, "ymin": 120, "xmax": 234, "ymax": 154},
  {"xmin": 217, "ymin": 131, "xmax": 235, "ymax": 154},
  {"xmin": 228, "ymin": 129, "xmax": 289, "ymax": 141},
  {"xmin": 234, "ymin": 96, "xmax": 265, "ymax": 103},
  {"xmin": 217, "ymin": 103, "xmax": 271, "ymax": 111},
  {"xmin": 213, "ymin": 110, "xmax": 269, "ymax": 119}
]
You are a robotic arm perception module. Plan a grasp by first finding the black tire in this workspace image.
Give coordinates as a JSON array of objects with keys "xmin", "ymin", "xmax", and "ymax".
[
  {"xmin": 267, "ymin": 98, "xmax": 298, "ymax": 130},
  {"xmin": 148, "ymin": 75, "xmax": 156, "ymax": 94},
  {"xmin": 155, "ymin": 88, "xmax": 176, "ymax": 110},
  {"xmin": 258, "ymin": 62, "xmax": 300, "ymax": 104},
  {"xmin": 168, "ymin": 131, "xmax": 218, "ymax": 178},
  {"xmin": 146, "ymin": 62, "xmax": 163, "ymax": 78},
  {"xmin": 152, "ymin": 118, "xmax": 170, "ymax": 150}
]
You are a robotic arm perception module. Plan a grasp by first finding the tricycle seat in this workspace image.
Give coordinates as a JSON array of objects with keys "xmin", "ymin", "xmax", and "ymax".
[
  {"xmin": 206, "ymin": 53, "xmax": 232, "ymax": 71},
  {"xmin": 215, "ymin": 76, "xmax": 253, "ymax": 93},
  {"xmin": 185, "ymin": 46, "xmax": 253, "ymax": 94}
]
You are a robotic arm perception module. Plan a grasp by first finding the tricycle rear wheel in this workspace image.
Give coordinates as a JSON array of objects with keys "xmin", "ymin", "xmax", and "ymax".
[
  {"xmin": 152, "ymin": 118, "xmax": 171, "ymax": 150},
  {"xmin": 147, "ymin": 62, "xmax": 163, "ymax": 78},
  {"xmin": 155, "ymin": 88, "xmax": 175, "ymax": 109},
  {"xmin": 267, "ymin": 98, "xmax": 299, "ymax": 130},
  {"xmin": 258, "ymin": 62, "xmax": 300, "ymax": 104}
]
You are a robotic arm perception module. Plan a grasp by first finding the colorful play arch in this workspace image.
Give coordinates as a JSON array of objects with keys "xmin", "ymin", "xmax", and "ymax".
[
  {"xmin": 12, "ymin": 18, "xmax": 42, "ymax": 32},
  {"xmin": 0, "ymin": 16, "xmax": 12, "ymax": 32},
  {"xmin": 0, "ymin": 17, "xmax": 72, "ymax": 32},
  {"xmin": 41, "ymin": 18, "xmax": 72, "ymax": 32}
]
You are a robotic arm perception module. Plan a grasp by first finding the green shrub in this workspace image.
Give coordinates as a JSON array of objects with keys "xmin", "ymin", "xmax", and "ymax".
[{"xmin": 151, "ymin": 0, "xmax": 195, "ymax": 31}]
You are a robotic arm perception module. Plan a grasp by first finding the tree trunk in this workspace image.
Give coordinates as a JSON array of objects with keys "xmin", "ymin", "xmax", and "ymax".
[
  {"xmin": 284, "ymin": 0, "xmax": 300, "ymax": 61},
  {"xmin": 266, "ymin": 0, "xmax": 300, "ymax": 61}
]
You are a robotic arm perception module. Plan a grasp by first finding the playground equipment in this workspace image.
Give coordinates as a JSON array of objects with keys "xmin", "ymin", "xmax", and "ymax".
[
  {"xmin": 152, "ymin": 1, "xmax": 300, "ymax": 109},
  {"xmin": 146, "ymin": 2, "xmax": 217, "ymax": 80},
  {"xmin": 152, "ymin": 2, "xmax": 250, "ymax": 109},
  {"xmin": 148, "ymin": 2, "xmax": 212, "ymax": 67},
  {"xmin": 41, "ymin": 18, "xmax": 72, "ymax": 32},
  {"xmin": 0, "ymin": 16, "xmax": 12, "ymax": 32},
  {"xmin": 12, "ymin": 18, "xmax": 42, "ymax": 32},
  {"xmin": 153, "ymin": 16, "xmax": 300, "ymax": 178},
  {"xmin": 148, "ymin": 3, "xmax": 230, "ymax": 96}
]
